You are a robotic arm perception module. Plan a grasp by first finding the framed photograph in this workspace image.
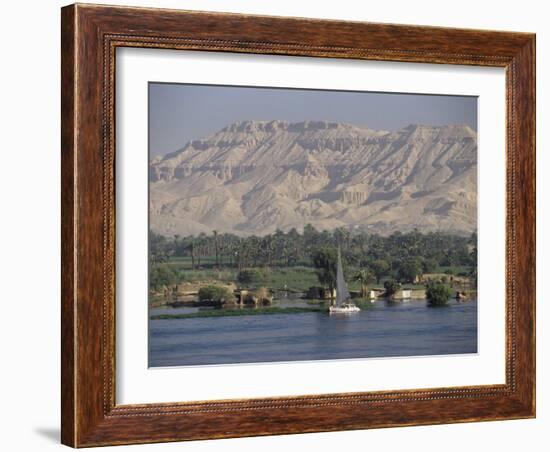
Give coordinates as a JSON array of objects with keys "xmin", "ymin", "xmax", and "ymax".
[{"xmin": 61, "ymin": 3, "xmax": 536, "ymax": 447}]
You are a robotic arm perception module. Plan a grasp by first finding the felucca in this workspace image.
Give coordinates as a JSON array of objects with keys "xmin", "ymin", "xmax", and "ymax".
[{"xmin": 329, "ymin": 247, "xmax": 360, "ymax": 314}]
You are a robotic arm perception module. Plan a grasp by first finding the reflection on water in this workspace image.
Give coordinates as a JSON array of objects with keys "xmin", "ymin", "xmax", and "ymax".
[{"xmin": 149, "ymin": 294, "xmax": 477, "ymax": 367}]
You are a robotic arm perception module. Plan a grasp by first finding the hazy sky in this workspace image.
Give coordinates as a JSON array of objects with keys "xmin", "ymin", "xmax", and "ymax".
[{"xmin": 149, "ymin": 82, "xmax": 477, "ymax": 157}]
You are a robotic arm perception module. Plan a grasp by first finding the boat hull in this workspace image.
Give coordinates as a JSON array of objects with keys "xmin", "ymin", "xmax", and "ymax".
[{"xmin": 329, "ymin": 304, "xmax": 361, "ymax": 314}]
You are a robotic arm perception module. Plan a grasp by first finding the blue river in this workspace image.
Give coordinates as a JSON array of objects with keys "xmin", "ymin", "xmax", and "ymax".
[{"xmin": 149, "ymin": 298, "xmax": 477, "ymax": 367}]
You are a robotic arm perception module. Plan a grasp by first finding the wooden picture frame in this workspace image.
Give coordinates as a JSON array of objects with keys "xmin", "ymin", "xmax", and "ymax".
[{"xmin": 61, "ymin": 3, "xmax": 535, "ymax": 447}]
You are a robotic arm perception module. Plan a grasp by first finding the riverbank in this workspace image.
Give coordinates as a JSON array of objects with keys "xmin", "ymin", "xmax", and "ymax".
[{"xmin": 151, "ymin": 306, "xmax": 327, "ymax": 319}]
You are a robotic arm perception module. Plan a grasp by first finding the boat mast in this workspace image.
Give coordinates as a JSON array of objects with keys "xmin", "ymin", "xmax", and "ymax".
[{"xmin": 336, "ymin": 246, "xmax": 350, "ymax": 306}]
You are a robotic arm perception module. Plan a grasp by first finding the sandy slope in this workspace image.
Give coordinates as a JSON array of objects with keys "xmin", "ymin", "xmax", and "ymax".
[{"xmin": 150, "ymin": 120, "xmax": 477, "ymax": 236}]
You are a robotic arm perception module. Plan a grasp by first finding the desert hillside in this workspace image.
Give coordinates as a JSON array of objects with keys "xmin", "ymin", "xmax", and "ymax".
[{"xmin": 149, "ymin": 120, "xmax": 477, "ymax": 236}]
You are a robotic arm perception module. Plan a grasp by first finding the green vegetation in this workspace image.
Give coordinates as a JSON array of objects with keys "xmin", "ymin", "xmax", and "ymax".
[
  {"xmin": 353, "ymin": 299, "xmax": 377, "ymax": 310},
  {"xmin": 237, "ymin": 269, "xmax": 267, "ymax": 285},
  {"xmin": 370, "ymin": 259, "xmax": 391, "ymax": 283},
  {"xmin": 151, "ymin": 306, "xmax": 326, "ymax": 319},
  {"xmin": 305, "ymin": 291, "xmax": 327, "ymax": 301},
  {"xmin": 426, "ymin": 282, "xmax": 452, "ymax": 306},
  {"xmin": 354, "ymin": 269, "xmax": 375, "ymax": 297},
  {"xmin": 150, "ymin": 227, "xmax": 477, "ymax": 275},
  {"xmin": 311, "ymin": 248, "xmax": 339, "ymax": 296},
  {"xmin": 149, "ymin": 265, "xmax": 180, "ymax": 290},
  {"xmin": 383, "ymin": 280, "xmax": 401, "ymax": 299},
  {"xmin": 266, "ymin": 266, "xmax": 319, "ymax": 291},
  {"xmin": 198, "ymin": 285, "xmax": 235, "ymax": 303},
  {"xmin": 149, "ymin": 226, "xmax": 477, "ymax": 302},
  {"xmin": 168, "ymin": 268, "xmax": 235, "ymax": 283},
  {"xmin": 422, "ymin": 258, "xmax": 438, "ymax": 274},
  {"xmin": 396, "ymin": 257, "xmax": 423, "ymax": 283}
]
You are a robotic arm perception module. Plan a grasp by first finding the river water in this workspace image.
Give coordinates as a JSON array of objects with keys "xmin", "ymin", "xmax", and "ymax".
[{"xmin": 149, "ymin": 296, "xmax": 477, "ymax": 367}]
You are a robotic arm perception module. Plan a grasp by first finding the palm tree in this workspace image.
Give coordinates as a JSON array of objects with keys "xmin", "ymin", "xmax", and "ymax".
[
  {"xmin": 196, "ymin": 232, "xmax": 207, "ymax": 268},
  {"xmin": 212, "ymin": 230, "xmax": 220, "ymax": 269},
  {"xmin": 237, "ymin": 238, "xmax": 245, "ymax": 271},
  {"xmin": 354, "ymin": 269, "xmax": 373, "ymax": 298},
  {"xmin": 333, "ymin": 227, "xmax": 350, "ymax": 251},
  {"xmin": 260, "ymin": 234, "xmax": 274, "ymax": 269},
  {"xmin": 312, "ymin": 248, "xmax": 338, "ymax": 300},
  {"xmin": 186, "ymin": 239, "xmax": 196, "ymax": 270}
]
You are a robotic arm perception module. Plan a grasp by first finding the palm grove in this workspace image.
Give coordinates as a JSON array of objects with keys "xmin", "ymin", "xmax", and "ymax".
[{"xmin": 150, "ymin": 225, "xmax": 477, "ymax": 304}]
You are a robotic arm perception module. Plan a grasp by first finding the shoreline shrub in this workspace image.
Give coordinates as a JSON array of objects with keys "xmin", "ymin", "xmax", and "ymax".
[
  {"xmin": 426, "ymin": 282, "xmax": 452, "ymax": 306},
  {"xmin": 198, "ymin": 285, "xmax": 235, "ymax": 303}
]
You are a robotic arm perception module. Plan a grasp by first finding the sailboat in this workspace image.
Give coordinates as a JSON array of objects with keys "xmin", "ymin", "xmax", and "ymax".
[{"xmin": 329, "ymin": 247, "xmax": 361, "ymax": 314}]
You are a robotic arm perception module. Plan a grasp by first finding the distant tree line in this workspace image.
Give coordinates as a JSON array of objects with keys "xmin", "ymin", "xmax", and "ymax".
[{"xmin": 150, "ymin": 226, "xmax": 477, "ymax": 288}]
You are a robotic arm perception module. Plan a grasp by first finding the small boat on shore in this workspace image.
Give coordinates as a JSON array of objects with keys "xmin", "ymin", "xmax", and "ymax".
[{"xmin": 329, "ymin": 247, "xmax": 360, "ymax": 314}]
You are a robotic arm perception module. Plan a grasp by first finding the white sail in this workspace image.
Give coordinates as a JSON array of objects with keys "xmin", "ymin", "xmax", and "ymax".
[{"xmin": 336, "ymin": 247, "xmax": 351, "ymax": 306}]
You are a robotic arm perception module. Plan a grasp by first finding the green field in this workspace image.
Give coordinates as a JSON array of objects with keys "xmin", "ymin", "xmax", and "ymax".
[
  {"xmin": 161, "ymin": 263, "xmax": 321, "ymax": 292},
  {"xmin": 155, "ymin": 258, "xmax": 469, "ymax": 293},
  {"xmin": 434, "ymin": 265, "xmax": 473, "ymax": 275}
]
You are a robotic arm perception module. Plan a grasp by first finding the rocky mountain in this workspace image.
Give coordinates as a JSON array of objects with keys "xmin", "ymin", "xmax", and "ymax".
[{"xmin": 149, "ymin": 120, "xmax": 477, "ymax": 237}]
